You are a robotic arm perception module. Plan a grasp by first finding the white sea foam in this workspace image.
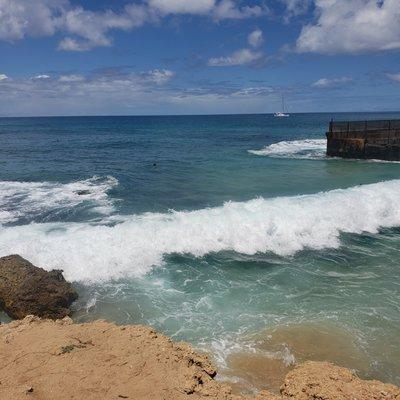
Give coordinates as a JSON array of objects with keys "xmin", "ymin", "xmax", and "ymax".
[
  {"xmin": 0, "ymin": 180, "xmax": 400, "ymax": 283},
  {"xmin": 0, "ymin": 176, "xmax": 118, "ymax": 224},
  {"xmin": 248, "ymin": 139, "xmax": 327, "ymax": 159}
]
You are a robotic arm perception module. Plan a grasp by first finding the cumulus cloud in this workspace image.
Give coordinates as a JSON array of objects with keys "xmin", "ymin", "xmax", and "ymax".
[
  {"xmin": 296, "ymin": 0, "xmax": 400, "ymax": 54},
  {"xmin": 0, "ymin": 0, "xmax": 64, "ymax": 41},
  {"xmin": 208, "ymin": 28, "xmax": 265, "ymax": 67},
  {"xmin": 59, "ymin": 5, "xmax": 144, "ymax": 51},
  {"xmin": 248, "ymin": 29, "xmax": 263, "ymax": 47},
  {"xmin": 387, "ymin": 73, "xmax": 400, "ymax": 82},
  {"xmin": 0, "ymin": 0, "xmax": 266, "ymax": 51},
  {"xmin": 312, "ymin": 77, "xmax": 352, "ymax": 88}
]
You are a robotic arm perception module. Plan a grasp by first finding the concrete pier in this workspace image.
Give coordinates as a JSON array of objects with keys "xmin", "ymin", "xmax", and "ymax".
[{"xmin": 326, "ymin": 120, "xmax": 400, "ymax": 161}]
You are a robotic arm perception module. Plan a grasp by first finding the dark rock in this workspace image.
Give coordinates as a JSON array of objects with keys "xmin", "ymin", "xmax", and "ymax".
[{"xmin": 0, "ymin": 255, "xmax": 78, "ymax": 320}]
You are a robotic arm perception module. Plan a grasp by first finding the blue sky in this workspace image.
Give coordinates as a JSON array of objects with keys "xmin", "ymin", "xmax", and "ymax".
[{"xmin": 0, "ymin": 0, "xmax": 400, "ymax": 116}]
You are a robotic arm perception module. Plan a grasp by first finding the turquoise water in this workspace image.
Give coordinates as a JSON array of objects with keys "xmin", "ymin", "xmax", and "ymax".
[{"xmin": 0, "ymin": 113, "xmax": 399, "ymax": 391}]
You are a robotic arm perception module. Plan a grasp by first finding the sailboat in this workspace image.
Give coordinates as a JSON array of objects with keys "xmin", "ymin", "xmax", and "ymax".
[{"xmin": 274, "ymin": 94, "xmax": 289, "ymax": 117}]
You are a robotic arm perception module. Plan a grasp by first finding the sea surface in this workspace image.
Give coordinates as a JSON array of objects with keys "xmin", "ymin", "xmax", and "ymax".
[{"xmin": 1, "ymin": 113, "xmax": 400, "ymax": 393}]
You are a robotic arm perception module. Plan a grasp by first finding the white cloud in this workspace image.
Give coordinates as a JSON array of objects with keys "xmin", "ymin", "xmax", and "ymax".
[
  {"xmin": 59, "ymin": 6, "xmax": 142, "ymax": 51},
  {"xmin": 0, "ymin": 73, "xmax": 9, "ymax": 81},
  {"xmin": 58, "ymin": 37, "xmax": 88, "ymax": 51},
  {"xmin": 208, "ymin": 28, "xmax": 265, "ymax": 67},
  {"xmin": 212, "ymin": 0, "xmax": 265, "ymax": 20},
  {"xmin": 32, "ymin": 74, "xmax": 51, "ymax": 80},
  {"xmin": 148, "ymin": 0, "xmax": 215, "ymax": 15},
  {"xmin": 146, "ymin": 69, "xmax": 174, "ymax": 85},
  {"xmin": 208, "ymin": 48, "xmax": 263, "ymax": 66},
  {"xmin": 248, "ymin": 29, "xmax": 263, "ymax": 47},
  {"xmin": 296, "ymin": 0, "xmax": 400, "ymax": 54},
  {"xmin": 58, "ymin": 74, "xmax": 85, "ymax": 82},
  {"xmin": 232, "ymin": 86, "xmax": 274, "ymax": 97},
  {"xmin": 0, "ymin": 0, "xmax": 266, "ymax": 51},
  {"xmin": 387, "ymin": 73, "xmax": 400, "ymax": 82},
  {"xmin": 282, "ymin": 0, "xmax": 311, "ymax": 19},
  {"xmin": 0, "ymin": 0, "xmax": 64, "ymax": 41},
  {"xmin": 312, "ymin": 77, "xmax": 352, "ymax": 88}
]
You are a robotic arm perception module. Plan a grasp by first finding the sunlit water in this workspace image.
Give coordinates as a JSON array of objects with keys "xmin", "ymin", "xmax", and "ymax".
[{"xmin": 0, "ymin": 113, "xmax": 399, "ymax": 393}]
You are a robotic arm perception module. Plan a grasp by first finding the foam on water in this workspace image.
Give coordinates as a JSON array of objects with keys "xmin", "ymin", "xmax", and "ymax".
[
  {"xmin": 0, "ymin": 176, "xmax": 118, "ymax": 224},
  {"xmin": 248, "ymin": 139, "xmax": 326, "ymax": 159},
  {"xmin": 1, "ymin": 179, "xmax": 400, "ymax": 282}
]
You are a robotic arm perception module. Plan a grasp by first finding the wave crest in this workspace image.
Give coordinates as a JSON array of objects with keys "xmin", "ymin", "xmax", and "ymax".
[{"xmin": 1, "ymin": 180, "xmax": 400, "ymax": 283}]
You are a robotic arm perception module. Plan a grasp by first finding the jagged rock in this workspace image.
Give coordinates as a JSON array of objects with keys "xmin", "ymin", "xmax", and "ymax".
[
  {"xmin": 280, "ymin": 361, "xmax": 400, "ymax": 400},
  {"xmin": 0, "ymin": 255, "xmax": 78, "ymax": 319}
]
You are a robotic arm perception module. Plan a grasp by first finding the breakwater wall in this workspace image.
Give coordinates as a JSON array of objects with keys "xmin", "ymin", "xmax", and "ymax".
[{"xmin": 326, "ymin": 120, "xmax": 400, "ymax": 161}]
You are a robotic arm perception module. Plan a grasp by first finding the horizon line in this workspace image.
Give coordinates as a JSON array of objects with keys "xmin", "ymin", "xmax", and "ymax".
[{"xmin": 1, "ymin": 110, "xmax": 400, "ymax": 119}]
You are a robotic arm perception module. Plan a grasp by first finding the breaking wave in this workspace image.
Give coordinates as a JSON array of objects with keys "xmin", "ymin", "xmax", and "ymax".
[
  {"xmin": 248, "ymin": 139, "xmax": 326, "ymax": 159},
  {"xmin": 0, "ymin": 176, "xmax": 118, "ymax": 224},
  {"xmin": 1, "ymin": 179, "xmax": 400, "ymax": 283}
]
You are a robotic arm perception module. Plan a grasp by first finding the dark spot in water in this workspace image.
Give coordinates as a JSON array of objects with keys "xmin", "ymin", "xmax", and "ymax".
[{"xmin": 76, "ymin": 190, "xmax": 90, "ymax": 196}]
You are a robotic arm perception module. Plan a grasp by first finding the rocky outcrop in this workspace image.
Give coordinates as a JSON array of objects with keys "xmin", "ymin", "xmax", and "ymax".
[
  {"xmin": 0, "ymin": 316, "xmax": 241, "ymax": 400},
  {"xmin": 281, "ymin": 361, "xmax": 400, "ymax": 400},
  {"xmin": 0, "ymin": 317, "xmax": 398, "ymax": 400},
  {"xmin": 0, "ymin": 255, "xmax": 78, "ymax": 319}
]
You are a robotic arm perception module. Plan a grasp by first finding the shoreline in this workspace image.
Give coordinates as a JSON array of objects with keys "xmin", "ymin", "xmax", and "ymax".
[
  {"xmin": 1, "ymin": 316, "xmax": 399, "ymax": 400},
  {"xmin": 1, "ymin": 254, "xmax": 400, "ymax": 398}
]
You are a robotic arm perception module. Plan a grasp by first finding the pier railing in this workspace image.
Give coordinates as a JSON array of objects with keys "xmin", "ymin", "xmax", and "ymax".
[{"xmin": 329, "ymin": 119, "xmax": 400, "ymax": 133}]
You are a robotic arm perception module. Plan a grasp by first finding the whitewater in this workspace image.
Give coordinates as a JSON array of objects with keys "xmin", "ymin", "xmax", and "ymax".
[
  {"xmin": 1, "ymin": 177, "xmax": 400, "ymax": 282},
  {"xmin": 248, "ymin": 139, "xmax": 327, "ymax": 159}
]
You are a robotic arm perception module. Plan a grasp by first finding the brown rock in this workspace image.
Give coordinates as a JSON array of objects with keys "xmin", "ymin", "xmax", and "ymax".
[
  {"xmin": 0, "ymin": 254, "xmax": 78, "ymax": 319},
  {"xmin": 280, "ymin": 361, "xmax": 400, "ymax": 400},
  {"xmin": 0, "ymin": 316, "xmax": 246, "ymax": 400}
]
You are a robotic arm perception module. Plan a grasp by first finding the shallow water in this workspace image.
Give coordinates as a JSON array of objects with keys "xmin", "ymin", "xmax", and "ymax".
[
  {"xmin": 226, "ymin": 322, "xmax": 372, "ymax": 393},
  {"xmin": 0, "ymin": 113, "xmax": 399, "ymax": 390}
]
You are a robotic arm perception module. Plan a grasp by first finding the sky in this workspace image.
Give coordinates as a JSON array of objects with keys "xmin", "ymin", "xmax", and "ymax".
[{"xmin": 0, "ymin": 0, "xmax": 400, "ymax": 116}]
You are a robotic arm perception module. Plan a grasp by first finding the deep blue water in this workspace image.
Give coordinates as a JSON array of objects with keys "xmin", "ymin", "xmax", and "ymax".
[{"xmin": 0, "ymin": 112, "xmax": 399, "ymax": 392}]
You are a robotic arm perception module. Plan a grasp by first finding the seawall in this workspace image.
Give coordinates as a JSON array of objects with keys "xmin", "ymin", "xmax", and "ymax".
[{"xmin": 326, "ymin": 120, "xmax": 400, "ymax": 161}]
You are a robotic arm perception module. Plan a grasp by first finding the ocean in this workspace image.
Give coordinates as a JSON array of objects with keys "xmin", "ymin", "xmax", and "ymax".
[{"xmin": 1, "ymin": 112, "xmax": 399, "ymax": 393}]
